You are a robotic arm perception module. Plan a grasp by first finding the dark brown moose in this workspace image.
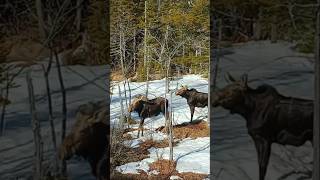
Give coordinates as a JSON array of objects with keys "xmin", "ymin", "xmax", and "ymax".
[
  {"xmin": 59, "ymin": 122, "xmax": 108, "ymax": 179},
  {"xmin": 128, "ymin": 95, "xmax": 169, "ymax": 137},
  {"xmin": 176, "ymin": 86, "xmax": 208, "ymax": 122},
  {"xmin": 212, "ymin": 73, "xmax": 313, "ymax": 180},
  {"xmin": 59, "ymin": 101, "xmax": 108, "ymax": 180}
]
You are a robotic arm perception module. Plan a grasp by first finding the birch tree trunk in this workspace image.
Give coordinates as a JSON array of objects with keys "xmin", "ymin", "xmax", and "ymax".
[
  {"xmin": 271, "ymin": 17, "xmax": 277, "ymax": 43},
  {"xmin": 169, "ymin": 91, "xmax": 173, "ymax": 161},
  {"xmin": 42, "ymin": 54, "xmax": 58, "ymax": 175},
  {"xmin": 145, "ymin": 47, "xmax": 149, "ymax": 97},
  {"xmin": 76, "ymin": 0, "xmax": 82, "ymax": 32},
  {"xmin": 36, "ymin": 0, "xmax": 46, "ymax": 39},
  {"xmin": 27, "ymin": 70, "xmax": 43, "ymax": 180},
  {"xmin": 209, "ymin": 11, "xmax": 219, "ymax": 177},
  {"xmin": 0, "ymin": 71, "xmax": 9, "ymax": 136},
  {"xmin": 313, "ymin": 2, "xmax": 320, "ymax": 179},
  {"xmin": 118, "ymin": 84, "xmax": 124, "ymax": 128},
  {"xmin": 144, "ymin": 0, "xmax": 147, "ymax": 68},
  {"xmin": 144, "ymin": 0, "xmax": 149, "ymax": 97},
  {"xmin": 54, "ymin": 50, "xmax": 67, "ymax": 176},
  {"xmin": 133, "ymin": 28, "xmax": 137, "ymax": 72}
]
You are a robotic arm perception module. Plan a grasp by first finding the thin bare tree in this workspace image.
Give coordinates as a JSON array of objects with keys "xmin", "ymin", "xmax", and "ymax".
[
  {"xmin": 41, "ymin": 51, "xmax": 58, "ymax": 174},
  {"xmin": 27, "ymin": 69, "xmax": 43, "ymax": 180},
  {"xmin": 314, "ymin": 2, "xmax": 320, "ymax": 180}
]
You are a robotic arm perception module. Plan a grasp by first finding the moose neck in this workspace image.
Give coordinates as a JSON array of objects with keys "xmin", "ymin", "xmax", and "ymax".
[{"xmin": 180, "ymin": 91, "xmax": 191, "ymax": 99}]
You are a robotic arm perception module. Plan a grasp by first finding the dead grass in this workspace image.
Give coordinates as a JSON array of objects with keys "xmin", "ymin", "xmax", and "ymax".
[
  {"xmin": 111, "ymin": 70, "xmax": 125, "ymax": 81},
  {"xmin": 157, "ymin": 120, "xmax": 209, "ymax": 139},
  {"xmin": 149, "ymin": 159, "xmax": 177, "ymax": 176},
  {"xmin": 178, "ymin": 172, "xmax": 208, "ymax": 180},
  {"xmin": 140, "ymin": 139, "xmax": 179, "ymax": 149}
]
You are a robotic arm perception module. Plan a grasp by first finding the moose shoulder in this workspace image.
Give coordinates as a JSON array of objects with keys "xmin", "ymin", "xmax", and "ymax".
[{"xmin": 212, "ymin": 73, "xmax": 313, "ymax": 180}]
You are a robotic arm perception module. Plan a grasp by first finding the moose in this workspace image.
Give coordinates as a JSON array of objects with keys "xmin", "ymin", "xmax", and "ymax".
[
  {"xmin": 59, "ymin": 121, "xmax": 108, "ymax": 179},
  {"xmin": 212, "ymin": 73, "xmax": 313, "ymax": 180},
  {"xmin": 128, "ymin": 95, "xmax": 169, "ymax": 137},
  {"xmin": 176, "ymin": 86, "xmax": 208, "ymax": 122},
  {"xmin": 59, "ymin": 101, "xmax": 108, "ymax": 180}
]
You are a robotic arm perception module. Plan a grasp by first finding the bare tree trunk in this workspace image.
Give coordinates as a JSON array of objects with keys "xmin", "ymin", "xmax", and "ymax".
[
  {"xmin": 42, "ymin": 52, "xmax": 58, "ymax": 175},
  {"xmin": 164, "ymin": 25, "xmax": 170, "ymax": 92},
  {"xmin": 54, "ymin": 50, "xmax": 67, "ymax": 176},
  {"xmin": 36, "ymin": 0, "xmax": 46, "ymax": 39},
  {"xmin": 314, "ymin": 2, "xmax": 320, "ymax": 180},
  {"xmin": 118, "ymin": 84, "xmax": 124, "ymax": 128},
  {"xmin": 133, "ymin": 28, "xmax": 137, "ymax": 72},
  {"xmin": 271, "ymin": 17, "xmax": 277, "ymax": 43},
  {"xmin": 164, "ymin": 82, "xmax": 169, "ymax": 133},
  {"xmin": 144, "ymin": 0, "xmax": 147, "ymax": 68},
  {"xmin": 145, "ymin": 50, "xmax": 150, "ymax": 97},
  {"xmin": 157, "ymin": 0, "xmax": 161, "ymax": 16},
  {"xmin": 76, "ymin": 0, "xmax": 82, "ymax": 32},
  {"xmin": 127, "ymin": 79, "xmax": 132, "ymax": 121},
  {"xmin": 0, "ymin": 71, "xmax": 9, "ymax": 136},
  {"xmin": 119, "ymin": 29, "xmax": 125, "ymax": 77},
  {"xmin": 253, "ymin": 9, "xmax": 262, "ymax": 40},
  {"xmin": 210, "ymin": 17, "xmax": 220, "ymax": 176},
  {"xmin": 123, "ymin": 80, "xmax": 128, "ymax": 111},
  {"xmin": 144, "ymin": 0, "xmax": 149, "ymax": 97},
  {"xmin": 169, "ymin": 91, "xmax": 173, "ymax": 161},
  {"xmin": 182, "ymin": 43, "xmax": 185, "ymax": 57},
  {"xmin": 218, "ymin": 19, "xmax": 223, "ymax": 42},
  {"xmin": 27, "ymin": 70, "xmax": 43, "ymax": 180}
]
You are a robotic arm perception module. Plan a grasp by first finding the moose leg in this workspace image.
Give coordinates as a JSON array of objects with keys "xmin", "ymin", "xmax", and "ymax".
[
  {"xmin": 253, "ymin": 135, "xmax": 271, "ymax": 180},
  {"xmin": 189, "ymin": 105, "xmax": 195, "ymax": 122},
  {"xmin": 137, "ymin": 118, "xmax": 145, "ymax": 138}
]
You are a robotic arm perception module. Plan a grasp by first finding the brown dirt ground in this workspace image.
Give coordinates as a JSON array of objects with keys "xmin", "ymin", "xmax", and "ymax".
[{"xmin": 157, "ymin": 120, "xmax": 209, "ymax": 139}]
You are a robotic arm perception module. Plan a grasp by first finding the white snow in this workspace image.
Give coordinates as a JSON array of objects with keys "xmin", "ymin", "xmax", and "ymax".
[
  {"xmin": 170, "ymin": 175, "xmax": 182, "ymax": 179},
  {"xmin": 112, "ymin": 75, "xmax": 210, "ymax": 175}
]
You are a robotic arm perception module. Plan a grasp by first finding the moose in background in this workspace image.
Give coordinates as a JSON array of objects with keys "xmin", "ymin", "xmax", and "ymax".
[{"xmin": 176, "ymin": 85, "xmax": 208, "ymax": 122}]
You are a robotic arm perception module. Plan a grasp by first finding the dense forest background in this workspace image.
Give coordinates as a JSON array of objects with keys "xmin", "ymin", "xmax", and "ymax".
[
  {"xmin": 212, "ymin": 0, "xmax": 317, "ymax": 53},
  {"xmin": 0, "ymin": 0, "xmax": 108, "ymax": 65},
  {"xmin": 110, "ymin": 0, "xmax": 209, "ymax": 81}
]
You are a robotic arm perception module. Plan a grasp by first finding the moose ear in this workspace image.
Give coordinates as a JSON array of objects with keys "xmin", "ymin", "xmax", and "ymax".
[
  {"xmin": 241, "ymin": 73, "xmax": 248, "ymax": 86},
  {"xmin": 226, "ymin": 72, "xmax": 236, "ymax": 82}
]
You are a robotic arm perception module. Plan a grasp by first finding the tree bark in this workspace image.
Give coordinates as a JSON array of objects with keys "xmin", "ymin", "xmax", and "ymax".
[
  {"xmin": 54, "ymin": 50, "xmax": 67, "ymax": 176},
  {"xmin": 169, "ymin": 91, "xmax": 173, "ymax": 161},
  {"xmin": 35, "ymin": 0, "xmax": 46, "ymax": 39},
  {"xmin": 27, "ymin": 70, "xmax": 43, "ymax": 180},
  {"xmin": 313, "ymin": 2, "xmax": 320, "ymax": 180},
  {"xmin": 0, "ymin": 71, "xmax": 9, "ymax": 136},
  {"xmin": 271, "ymin": 17, "xmax": 277, "ymax": 43},
  {"xmin": 42, "ymin": 52, "xmax": 58, "ymax": 175},
  {"xmin": 76, "ymin": 0, "xmax": 82, "ymax": 32},
  {"xmin": 118, "ymin": 84, "xmax": 124, "ymax": 128}
]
